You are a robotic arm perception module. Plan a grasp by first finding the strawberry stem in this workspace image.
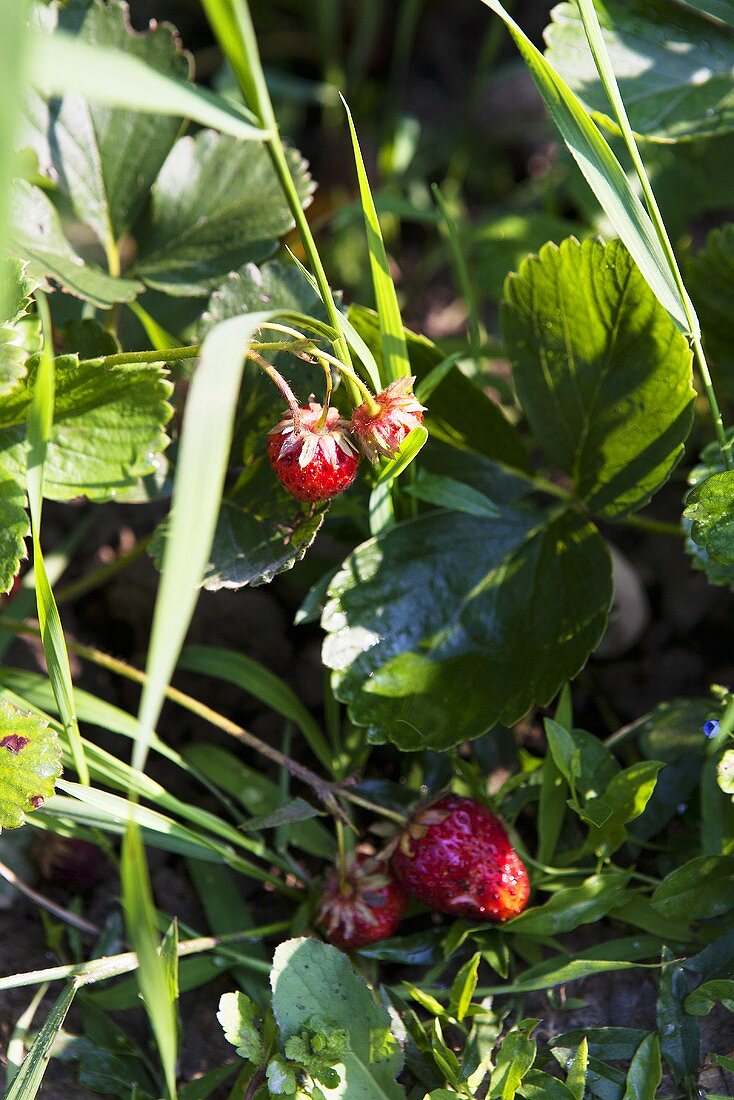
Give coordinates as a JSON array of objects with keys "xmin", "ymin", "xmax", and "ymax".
[{"xmin": 249, "ymin": 351, "xmax": 301, "ymax": 416}]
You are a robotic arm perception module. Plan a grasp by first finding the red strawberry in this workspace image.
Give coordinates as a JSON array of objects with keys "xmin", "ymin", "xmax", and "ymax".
[
  {"xmin": 390, "ymin": 794, "xmax": 529, "ymax": 922},
  {"xmin": 317, "ymin": 853, "xmax": 407, "ymax": 949},
  {"xmin": 350, "ymin": 377, "xmax": 425, "ymax": 462},
  {"xmin": 268, "ymin": 400, "xmax": 360, "ymax": 502}
]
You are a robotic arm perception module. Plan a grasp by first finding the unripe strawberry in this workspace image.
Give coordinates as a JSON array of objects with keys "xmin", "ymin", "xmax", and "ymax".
[
  {"xmin": 268, "ymin": 401, "xmax": 360, "ymax": 502},
  {"xmin": 350, "ymin": 377, "xmax": 425, "ymax": 462},
  {"xmin": 317, "ymin": 853, "xmax": 407, "ymax": 949},
  {"xmin": 390, "ymin": 794, "xmax": 529, "ymax": 922}
]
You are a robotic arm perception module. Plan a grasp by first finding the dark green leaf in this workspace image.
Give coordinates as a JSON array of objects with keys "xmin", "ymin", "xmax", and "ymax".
[
  {"xmin": 26, "ymin": 0, "xmax": 191, "ymax": 246},
  {"xmin": 0, "ymin": 699, "xmax": 61, "ymax": 830},
  {"xmin": 551, "ymin": 1029, "xmax": 649, "ymax": 1065},
  {"xmin": 684, "ymin": 978, "xmax": 734, "ymax": 1016},
  {"xmin": 242, "ymin": 797, "xmax": 323, "ymax": 832},
  {"xmin": 348, "ymin": 305, "xmax": 528, "ymax": 471},
  {"xmin": 582, "ymin": 761, "xmax": 663, "ymax": 857},
  {"xmin": 690, "ymin": 225, "xmax": 734, "ymax": 388},
  {"xmin": 323, "ymin": 507, "xmax": 611, "ymax": 750},
  {"xmin": 519, "ymin": 1071, "xmax": 576, "ymax": 1100},
  {"xmin": 545, "ymin": 0, "xmax": 734, "ymax": 142},
  {"xmin": 652, "ymin": 854, "xmax": 734, "ymax": 919},
  {"xmin": 684, "ymin": 471, "xmax": 734, "ymax": 564},
  {"xmin": 137, "ymin": 132, "xmax": 312, "ymax": 296},
  {"xmin": 466, "ymin": 211, "xmax": 581, "ymax": 302},
  {"xmin": 502, "ymin": 238, "xmax": 694, "ymax": 518},
  {"xmin": 404, "ymin": 471, "xmax": 500, "ymax": 517},
  {"xmin": 656, "ymin": 949, "xmax": 700, "ymax": 1083},
  {"xmin": 271, "ymin": 938, "xmax": 406, "ymax": 1100},
  {"xmin": 9, "ymin": 182, "xmax": 143, "ymax": 307}
]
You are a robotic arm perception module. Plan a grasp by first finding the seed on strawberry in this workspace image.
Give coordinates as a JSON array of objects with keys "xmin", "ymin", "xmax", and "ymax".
[
  {"xmin": 389, "ymin": 794, "xmax": 529, "ymax": 922},
  {"xmin": 350, "ymin": 376, "xmax": 425, "ymax": 462},
  {"xmin": 317, "ymin": 853, "xmax": 407, "ymax": 949},
  {"xmin": 268, "ymin": 400, "xmax": 361, "ymax": 502}
]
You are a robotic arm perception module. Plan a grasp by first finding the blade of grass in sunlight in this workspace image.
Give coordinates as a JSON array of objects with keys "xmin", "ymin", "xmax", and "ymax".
[
  {"xmin": 480, "ymin": 0, "xmax": 692, "ymax": 335},
  {"xmin": 26, "ymin": 295, "xmax": 88, "ymax": 784},
  {"xmin": 0, "ymin": 0, "xmax": 32, "ymax": 319},
  {"xmin": 342, "ymin": 94, "xmax": 410, "ymax": 385},
  {"xmin": 5, "ymin": 981, "xmax": 78, "ymax": 1100},
  {"xmin": 29, "ymin": 30, "xmax": 269, "ymax": 143},
  {"xmin": 122, "ymin": 822, "xmax": 178, "ymax": 1100}
]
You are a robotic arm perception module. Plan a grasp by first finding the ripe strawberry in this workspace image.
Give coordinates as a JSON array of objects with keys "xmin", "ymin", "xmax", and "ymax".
[
  {"xmin": 350, "ymin": 377, "xmax": 425, "ymax": 462},
  {"xmin": 268, "ymin": 400, "xmax": 360, "ymax": 502},
  {"xmin": 390, "ymin": 794, "xmax": 529, "ymax": 922},
  {"xmin": 317, "ymin": 853, "xmax": 407, "ymax": 949}
]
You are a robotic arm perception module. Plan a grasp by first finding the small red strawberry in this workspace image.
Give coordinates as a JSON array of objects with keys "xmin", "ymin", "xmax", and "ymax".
[
  {"xmin": 317, "ymin": 853, "xmax": 407, "ymax": 949},
  {"xmin": 350, "ymin": 376, "xmax": 425, "ymax": 462},
  {"xmin": 268, "ymin": 400, "xmax": 361, "ymax": 502},
  {"xmin": 390, "ymin": 794, "xmax": 529, "ymax": 922}
]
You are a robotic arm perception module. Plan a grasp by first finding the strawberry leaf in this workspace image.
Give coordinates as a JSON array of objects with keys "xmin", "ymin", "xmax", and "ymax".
[{"xmin": 0, "ymin": 700, "xmax": 62, "ymax": 830}]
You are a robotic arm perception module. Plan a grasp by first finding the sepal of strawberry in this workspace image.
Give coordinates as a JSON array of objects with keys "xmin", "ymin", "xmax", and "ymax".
[
  {"xmin": 317, "ymin": 852, "xmax": 407, "ymax": 949},
  {"xmin": 350, "ymin": 376, "xmax": 425, "ymax": 462}
]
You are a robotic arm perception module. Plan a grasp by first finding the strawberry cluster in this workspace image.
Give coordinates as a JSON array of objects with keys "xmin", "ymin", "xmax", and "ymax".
[
  {"xmin": 318, "ymin": 795, "xmax": 530, "ymax": 950},
  {"xmin": 268, "ymin": 379, "xmax": 425, "ymax": 502}
]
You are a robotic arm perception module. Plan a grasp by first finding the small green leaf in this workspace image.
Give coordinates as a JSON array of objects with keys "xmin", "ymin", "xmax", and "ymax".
[
  {"xmin": 684, "ymin": 978, "xmax": 734, "ymax": 1017},
  {"xmin": 488, "ymin": 1021, "xmax": 538, "ymax": 1100},
  {"xmin": 0, "ymin": 700, "xmax": 61, "ymax": 830},
  {"xmin": 545, "ymin": 1, "xmax": 734, "ymax": 142},
  {"xmin": 684, "ymin": 471, "xmax": 734, "ymax": 564},
  {"xmin": 502, "ymin": 238, "xmax": 694, "ymax": 518},
  {"xmin": 271, "ymin": 938, "xmax": 406, "ymax": 1100},
  {"xmin": 137, "ymin": 132, "xmax": 313, "ymax": 296},
  {"xmin": 622, "ymin": 1034, "xmax": 662, "ymax": 1100},
  {"xmin": 656, "ymin": 949, "xmax": 700, "ymax": 1083},
  {"xmin": 506, "ymin": 872, "xmax": 630, "ymax": 937},
  {"xmin": 242, "ymin": 798, "xmax": 323, "ymax": 832},
  {"xmin": 217, "ymin": 991, "xmax": 265, "ymax": 1065},
  {"xmin": 0, "ymin": 260, "xmax": 38, "ymax": 397},
  {"xmin": 404, "ymin": 471, "xmax": 500, "ymax": 517},
  {"xmin": 323, "ymin": 508, "xmax": 611, "ymax": 750},
  {"xmin": 652, "ymin": 855, "xmax": 734, "ymax": 920},
  {"xmin": 449, "ymin": 953, "xmax": 481, "ymax": 1022},
  {"xmin": 565, "ymin": 1037, "xmax": 588, "ymax": 1100}
]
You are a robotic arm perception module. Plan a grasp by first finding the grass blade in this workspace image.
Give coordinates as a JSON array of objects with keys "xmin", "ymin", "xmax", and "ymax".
[
  {"xmin": 0, "ymin": 0, "xmax": 32, "ymax": 318},
  {"xmin": 121, "ymin": 821, "xmax": 178, "ymax": 1100},
  {"xmin": 26, "ymin": 295, "xmax": 88, "ymax": 784},
  {"xmin": 179, "ymin": 645, "xmax": 332, "ymax": 770},
  {"xmin": 134, "ymin": 312, "xmax": 271, "ymax": 774},
  {"xmin": 342, "ymin": 94, "xmax": 410, "ymax": 384},
  {"xmin": 5, "ymin": 981, "xmax": 78, "ymax": 1100},
  {"xmin": 29, "ymin": 29, "xmax": 269, "ymax": 143},
  {"xmin": 480, "ymin": 0, "xmax": 690, "ymax": 334}
]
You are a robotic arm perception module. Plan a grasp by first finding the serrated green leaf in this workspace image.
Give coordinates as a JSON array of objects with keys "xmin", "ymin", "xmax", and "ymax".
[
  {"xmin": 545, "ymin": 0, "xmax": 734, "ymax": 142},
  {"xmin": 0, "ymin": 353, "xmax": 172, "ymax": 501},
  {"xmin": 137, "ymin": 132, "xmax": 313, "ymax": 296},
  {"xmin": 271, "ymin": 938, "xmax": 406, "ymax": 1100},
  {"xmin": 0, "ymin": 479, "xmax": 29, "ymax": 594},
  {"xmin": 0, "ymin": 699, "xmax": 61, "ymax": 830},
  {"xmin": 684, "ymin": 470, "xmax": 734, "ymax": 564},
  {"xmin": 502, "ymin": 238, "xmax": 694, "ymax": 518},
  {"xmin": 322, "ymin": 507, "xmax": 611, "ymax": 750},
  {"xmin": 217, "ymin": 991, "xmax": 265, "ymax": 1064},
  {"xmin": 0, "ymin": 261, "xmax": 38, "ymax": 398},
  {"xmin": 652, "ymin": 855, "xmax": 734, "ymax": 919},
  {"xmin": 9, "ymin": 182, "xmax": 143, "ymax": 307},
  {"xmin": 26, "ymin": 0, "xmax": 191, "ymax": 252}
]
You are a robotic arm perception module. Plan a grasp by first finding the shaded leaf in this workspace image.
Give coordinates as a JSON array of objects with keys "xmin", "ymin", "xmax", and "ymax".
[
  {"xmin": 9, "ymin": 182, "xmax": 143, "ymax": 307},
  {"xmin": 545, "ymin": 0, "xmax": 734, "ymax": 142},
  {"xmin": 652, "ymin": 855, "xmax": 734, "ymax": 919},
  {"xmin": 323, "ymin": 507, "xmax": 611, "ymax": 750},
  {"xmin": 656, "ymin": 948, "xmax": 700, "ymax": 1083},
  {"xmin": 506, "ymin": 872, "xmax": 630, "ymax": 936},
  {"xmin": 622, "ymin": 1034, "xmax": 661, "ymax": 1100},
  {"xmin": 502, "ymin": 238, "xmax": 694, "ymax": 518},
  {"xmin": 137, "ymin": 132, "xmax": 313, "ymax": 296},
  {"xmin": 27, "ymin": 0, "xmax": 191, "ymax": 247},
  {"xmin": 0, "ymin": 700, "xmax": 61, "ymax": 830}
]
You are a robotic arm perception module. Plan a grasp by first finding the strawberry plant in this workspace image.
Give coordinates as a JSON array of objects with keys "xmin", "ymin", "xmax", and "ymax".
[{"xmin": 2, "ymin": 0, "xmax": 734, "ymax": 1098}]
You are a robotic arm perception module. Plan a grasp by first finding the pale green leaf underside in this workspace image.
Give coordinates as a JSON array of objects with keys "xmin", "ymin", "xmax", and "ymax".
[
  {"xmin": 502, "ymin": 237, "xmax": 694, "ymax": 518},
  {"xmin": 545, "ymin": 1, "xmax": 734, "ymax": 143},
  {"xmin": 0, "ymin": 698, "xmax": 61, "ymax": 830}
]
